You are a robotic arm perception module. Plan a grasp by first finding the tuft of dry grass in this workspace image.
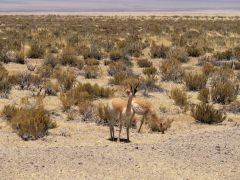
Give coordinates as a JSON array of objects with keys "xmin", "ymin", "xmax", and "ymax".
[
  {"xmin": 170, "ymin": 88, "xmax": 188, "ymax": 109},
  {"xmin": 191, "ymin": 103, "xmax": 226, "ymax": 124}
]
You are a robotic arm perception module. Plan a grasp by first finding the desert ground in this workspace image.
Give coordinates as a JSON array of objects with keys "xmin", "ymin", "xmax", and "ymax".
[{"xmin": 0, "ymin": 15, "xmax": 240, "ymax": 179}]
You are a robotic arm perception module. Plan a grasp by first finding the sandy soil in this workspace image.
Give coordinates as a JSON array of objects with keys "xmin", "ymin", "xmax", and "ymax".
[{"xmin": 0, "ymin": 115, "xmax": 239, "ymax": 180}]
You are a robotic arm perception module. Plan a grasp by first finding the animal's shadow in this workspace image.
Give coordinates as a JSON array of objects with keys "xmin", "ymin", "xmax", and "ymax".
[{"xmin": 107, "ymin": 138, "xmax": 131, "ymax": 143}]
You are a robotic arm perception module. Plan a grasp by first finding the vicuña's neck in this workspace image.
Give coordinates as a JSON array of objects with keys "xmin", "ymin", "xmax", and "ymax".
[{"xmin": 126, "ymin": 94, "xmax": 133, "ymax": 113}]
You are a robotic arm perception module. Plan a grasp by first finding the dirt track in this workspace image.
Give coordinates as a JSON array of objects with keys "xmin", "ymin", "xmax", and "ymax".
[{"xmin": 0, "ymin": 119, "xmax": 239, "ymax": 180}]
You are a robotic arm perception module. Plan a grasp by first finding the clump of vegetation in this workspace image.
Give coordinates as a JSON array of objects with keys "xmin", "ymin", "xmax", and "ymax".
[
  {"xmin": 160, "ymin": 59, "xmax": 184, "ymax": 83},
  {"xmin": 0, "ymin": 65, "xmax": 12, "ymax": 98},
  {"xmin": 191, "ymin": 103, "xmax": 226, "ymax": 124},
  {"xmin": 110, "ymin": 49, "xmax": 123, "ymax": 61},
  {"xmin": 60, "ymin": 47, "xmax": 77, "ymax": 66},
  {"xmin": 37, "ymin": 64, "xmax": 53, "ymax": 79},
  {"xmin": 170, "ymin": 88, "xmax": 188, "ymax": 109},
  {"xmin": 168, "ymin": 47, "xmax": 189, "ymax": 63},
  {"xmin": 13, "ymin": 72, "xmax": 42, "ymax": 90},
  {"xmin": 202, "ymin": 62, "xmax": 214, "ymax": 77},
  {"xmin": 213, "ymin": 49, "xmax": 233, "ymax": 61},
  {"xmin": 84, "ymin": 66, "xmax": 99, "ymax": 79},
  {"xmin": 28, "ymin": 43, "xmax": 45, "ymax": 58},
  {"xmin": 110, "ymin": 72, "xmax": 129, "ymax": 85},
  {"xmin": 44, "ymin": 54, "xmax": 59, "ymax": 68},
  {"xmin": 108, "ymin": 61, "xmax": 132, "ymax": 76},
  {"xmin": 54, "ymin": 67, "xmax": 76, "ymax": 92},
  {"xmin": 137, "ymin": 59, "xmax": 153, "ymax": 68},
  {"xmin": 198, "ymin": 88, "xmax": 210, "ymax": 103},
  {"xmin": 1, "ymin": 105, "xmax": 56, "ymax": 140},
  {"xmin": 211, "ymin": 81, "xmax": 239, "ymax": 104},
  {"xmin": 85, "ymin": 58, "xmax": 100, "ymax": 66},
  {"xmin": 142, "ymin": 66, "xmax": 159, "ymax": 91},
  {"xmin": 151, "ymin": 44, "xmax": 169, "ymax": 59},
  {"xmin": 184, "ymin": 73, "xmax": 207, "ymax": 91},
  {"xmin": 60, "ymin": 83, "xmax": 114, "ymax": 111},
  {"xmin": 187, "ymin": 45, "xmax": 203, "ymax": 57}
]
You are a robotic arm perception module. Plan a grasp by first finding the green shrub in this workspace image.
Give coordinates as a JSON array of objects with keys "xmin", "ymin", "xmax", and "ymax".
[
  {"xmin": 137, "ymin": 59, "xmax": 153, "ymax": 68},
  {"xmin": 160, "ymin": 59, "xmax": 184, "ymax": 83},
  {"xmin": 211, "ymin": 81, "xmax": 239, "ymax": 104},
  {"xmin": 191, "ymin": 103, "xmax": 226, "ymax": 124},
  {"xmin": 184, "ymin": 73, "xmax": 207, "ymax": 91},
  {"xmin": 170, "ymin": 88, "xmax": 188, "ymax": 109}
]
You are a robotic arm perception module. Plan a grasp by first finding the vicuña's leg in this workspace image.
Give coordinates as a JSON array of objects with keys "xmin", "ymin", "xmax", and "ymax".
[
  {"xmin": 118, "ymin": 119, "xmax": 123, "ymax": 142},
  {"xmin": 138, "ymin": 115, "xmax": 145, "ymax": 133},
  {"xmin": 126, "ymin": 117, "xmax": 132, "ymax": 142}
]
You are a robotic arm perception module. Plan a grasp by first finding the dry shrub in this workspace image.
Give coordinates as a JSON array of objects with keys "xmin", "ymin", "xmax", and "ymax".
[
  {"xmin": 224, "ymin": 101, "xmax": 240, "ymax": 113},
  {"xmin": 13, "ymin": 72, "xmax": 42, "ymax": 90},
  {"xmin": 1, "ymin": 105, "xmax": 17, "ymax": 121},
  {"xmin": 211, "ymin": 81, "xmax": 239, "ymax": 104},
  {"xmin": 184, "ymin": 73, "xmax": 207, "ymax": 91},
  {"xmin": 170, "ymin": 88, "xmax": 188, "ymax": 109},
  {"xmin": 60, "ymin": 83, "xmax": 114, "ymax": 111},
  {"xmin": 44, "ymin": 80, "xmax": 59, "ymax": 96},
  {"xmin": 110, "ymin": 71, "xmax": 136, "ymax": 86},
  {"xmin": 15, "ymin": 50, "xmax": 25, "ymax": 64},
  {"xmin": 108, "ymin": 61, "xmax": 132, "ymax": 76},
  {"xmin": 198, "ymin": 88, "xmax": 210, "ymax": 103},
  {"xmin": 142, "ymin": 66, "xmax": 159, "ymax": 91},
  {"xmin": 37, "ymin": 64, "xmax": 53, "ymax": 79},
  {"xmin": 202, "ymin": 62, "xmax": 214, "ymax": 76},
  {"xmin": 191, "ymin": 103, "xmax": 226, "ymax": 124},
  {"xmin": 160, "ymin": 59, "xmax": 184, "ymax": 83},
  {"xmin": 151, "ymin": 44, "xmax": 169, "ymax": 58},
  {"xmin": 85, "ymin": 58, "xmax": 100, "ymax": 66},
  {"xmin": 97, "ymin": 105, "xmax": 111, "ymax": 125},
  {"xmin": 54, "ymin": 67, "xmax": 76, "ymax": 92},
  {"xmin": 84, "ymin": 66, "xmax": 99, "ymax": 79},
  {"xmin": 82, "ymin": 46, "xmax": 102, "ymax": 60},
  {"xmin": 44, "ymin": 54, "xmax": 59, "ymax": 68},
  {"xmin": 168, "ymin": 47, "xmax": 189, "ymax": 63},
  {"xmin": 60, "ymin": 47, "xmax": 77, "ymax": 66},
  {"xmin": 213, "ymin": 66, "xmax": 235, "ymax": 82},
  {"xmin": 110, "ymin": 49, "xmax": 123, "ymax": 61},
  {"xmin": 0, "ymin": 65, "xmax": 12, "ymax": 98},
  {"xmin": 28, "ymin": 43, "xmax": 45, "ymax": 58},
  {"xmin": 187, "ymin": 45, "xmax": 203, "ymax": 57},
  {"xmin": 137, "ymin": 59, "xmax": 153, "ymax": 68},
  {"xmin": 1, "ymin": 105, "xmax": 56, "ymax": 140},
  {"xmin": 213, "ymin": 49, "xmax": 233, "ymax": 61}
]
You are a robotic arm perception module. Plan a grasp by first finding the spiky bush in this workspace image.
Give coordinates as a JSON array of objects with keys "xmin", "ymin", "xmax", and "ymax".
[
  {"xmin": 110, "ymin": 49, "xmax": 123, "ymax": 61},
  {"xmin": 60, "ymin": 47, "xmax": 77, "ymax": 66},
  {"xmin": 187, "ymin": 45, "xmax": 203, "ymax": 57},
  {"xmin": 0, "ymin": 65, "xmax": 12, "ymax": 98},
  {"xmin": 137, "ymin": 59, "xmax": 153, "ymax": 68},
  {"xmin": 1, "ymin": 105, "xmax": 56, "ymax": 140},
  {"xmin": 13, "ymin": 72, "xmax": 42, "ymax": 90},
  {"xmin": 168, "ymin": 47, "xmax": 189, "ymax": 63},
  {"xmin": 110, "ymin": 71, "xmax": 129, "ymax": 85},
  {"xmin": 54, "ymin": 67, "xmax": 76, "ymax": 92},
  {"xmin": 191, "ymin": 103, "xmax": 226, "ymax": 124},
  {"xmin": 170, "ymin": 88, "xmax": 188, "ymax": 109},
  {"xmin": 28, "ymin": 43, "xmax": 45, "ymax": 58},
  {"xmin": 108, "ymin": 61, "xmax": 132, "ymax": 76},
  {"xmin": 44, "ymin": 54, "xmax": 59, "ymax": 68},
  {"xmin": 84, "ymin": 66, "xmax": 99, "ymax": 79},
  {"xmin": 198, "ymin": 88, "xmax": 210, "ymax": 103},
  {"xmin": 151, "ymin": 44, "xmax": 169, "ymax": 59},
  {"xmin": 160, "ymin": 59, "xmax": 184, "ymax": 83},
  {"xmin": 60, "ymin": 83, "xmax": 114, "ymax": 111},
  {"xmin": 85, "ymin": 58, "xmax": 100, "ymax": 66},
  {"xmin": 184, "ymin": 73, "xmax": 207, "ymax": 91},
  {"xmin": 211, "ymin": 81, "xmax": 239, "ymax": 104},
  {"xmin": 202, "ymin": 62, "xmax": 214, "ymax": 76}
]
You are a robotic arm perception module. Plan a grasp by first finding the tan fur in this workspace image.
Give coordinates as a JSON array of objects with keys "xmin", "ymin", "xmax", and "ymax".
[
  {"xmin": 107, "ymin": 95, "xmax": 134, "ymax": 142},
  {"xmin": 131, "ymin": 98, "xmax": 160, "ymax": 133}
]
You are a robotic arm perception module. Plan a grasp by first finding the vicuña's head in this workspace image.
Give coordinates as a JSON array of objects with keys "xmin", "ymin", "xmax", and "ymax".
[{"xmin": 126, "ymin": 89, "xmax": 133, "ymax": 97}]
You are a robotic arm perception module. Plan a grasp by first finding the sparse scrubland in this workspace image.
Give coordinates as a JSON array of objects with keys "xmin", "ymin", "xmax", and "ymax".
[{"xmin": 0, "ymin": 15, "xmax": 240, "ymax": 179}]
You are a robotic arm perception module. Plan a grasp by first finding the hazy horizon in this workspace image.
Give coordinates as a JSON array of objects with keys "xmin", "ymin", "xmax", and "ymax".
[{"xmin": 0, "ymin": 0, "xmax": 240, "ymax": 12}]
